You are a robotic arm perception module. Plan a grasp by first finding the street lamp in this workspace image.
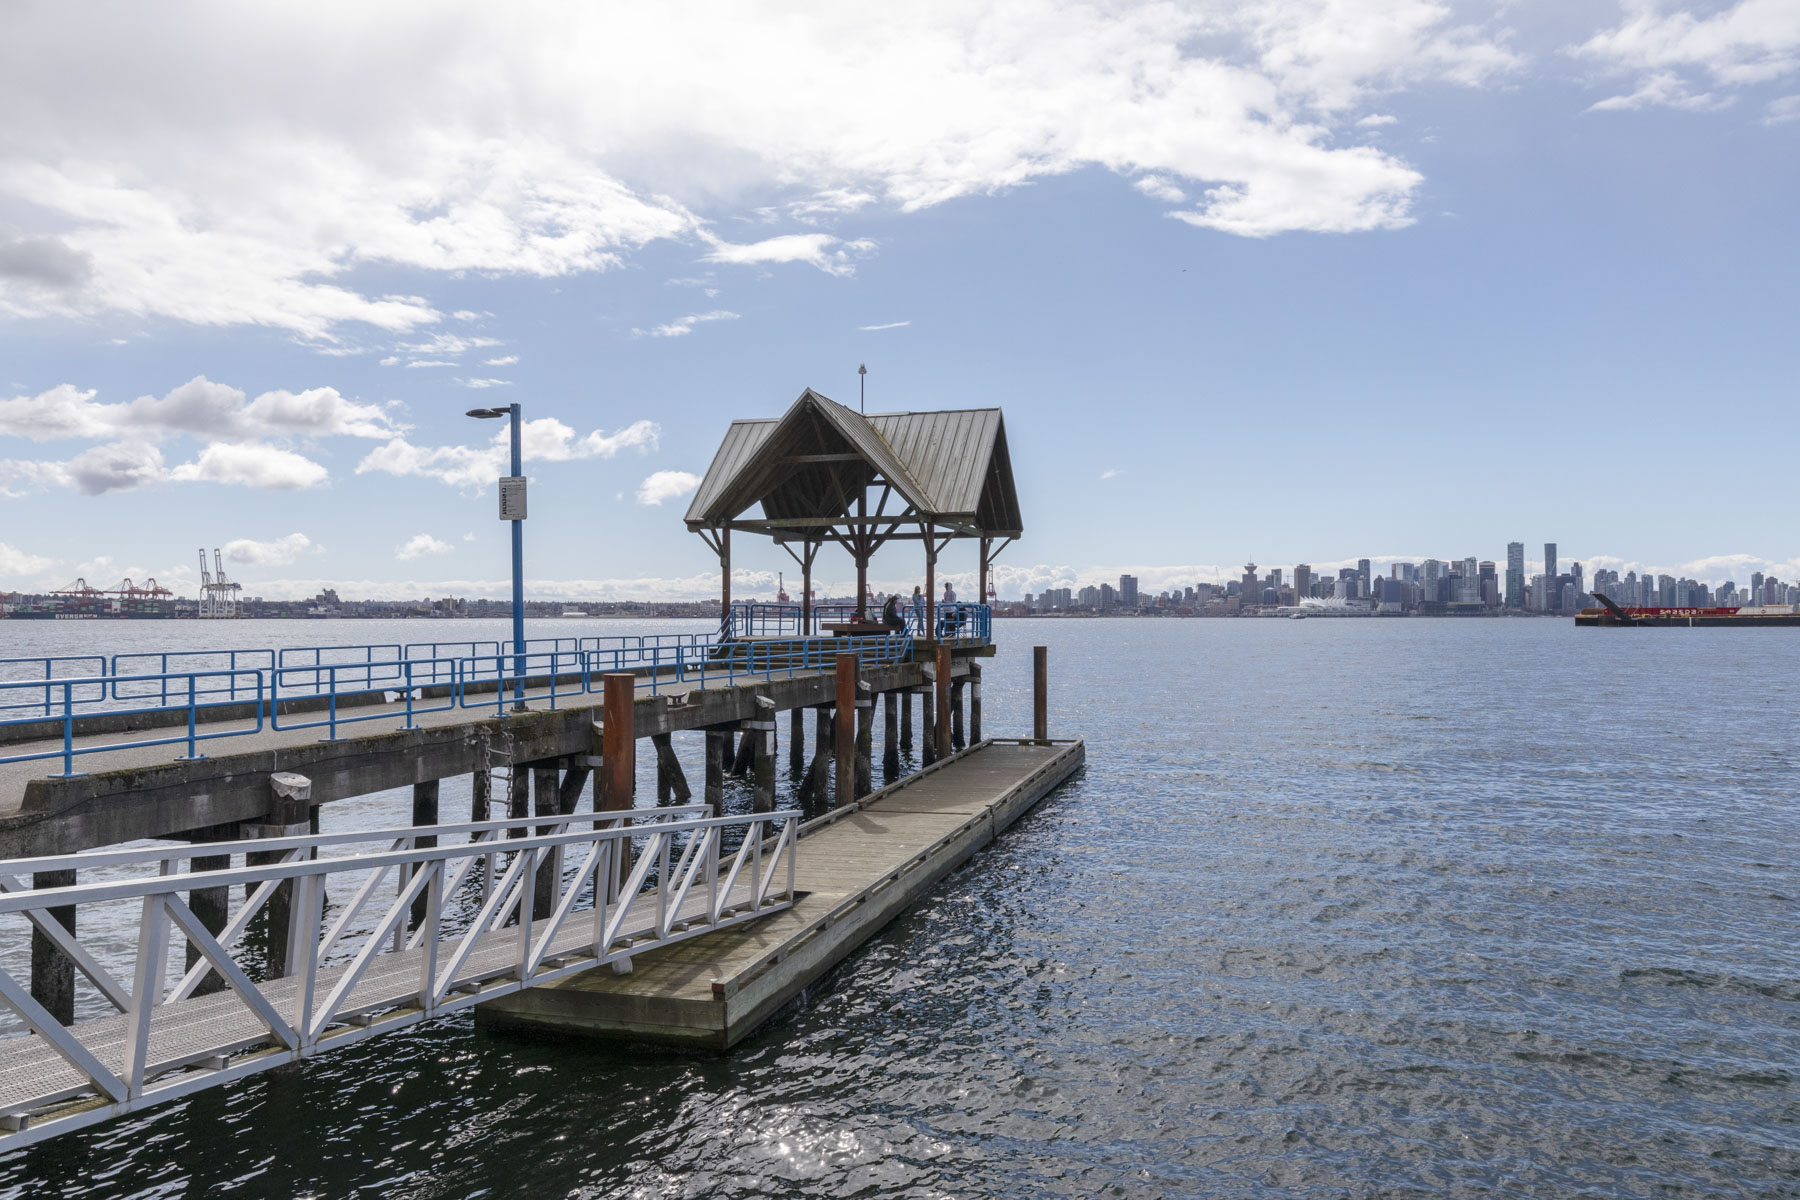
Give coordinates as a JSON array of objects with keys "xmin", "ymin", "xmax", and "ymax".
[{"xmin": 467, "ymin": 404, "xmax": 526, "ymax": 711}]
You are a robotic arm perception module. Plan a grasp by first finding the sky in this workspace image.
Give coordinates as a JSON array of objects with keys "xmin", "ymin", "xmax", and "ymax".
[{"xmin": 1, "ymin": 0, "xmax": 1797, "ymax": 603}]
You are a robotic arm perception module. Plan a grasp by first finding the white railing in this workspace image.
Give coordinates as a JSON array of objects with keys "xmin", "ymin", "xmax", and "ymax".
[{"xmin": 0, "ymin": 805, "xmax": 797, "ymax": 1148}]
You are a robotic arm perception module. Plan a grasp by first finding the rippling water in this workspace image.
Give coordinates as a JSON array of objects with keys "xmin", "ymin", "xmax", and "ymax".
[{"xmin": 2, "ymin": 616, "xmax": 1797, "ymax": 1197}]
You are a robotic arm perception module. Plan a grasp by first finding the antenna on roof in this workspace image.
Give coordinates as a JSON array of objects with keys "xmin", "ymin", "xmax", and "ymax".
[{"xmin": 858, "ymin": 362, "xmax": 867, "ymax": 413}]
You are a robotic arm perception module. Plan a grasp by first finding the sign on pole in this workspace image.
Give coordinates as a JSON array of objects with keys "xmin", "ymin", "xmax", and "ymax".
[{"xmin": 498, "ymin": 476, "xmax": 527, "ymax": 521}]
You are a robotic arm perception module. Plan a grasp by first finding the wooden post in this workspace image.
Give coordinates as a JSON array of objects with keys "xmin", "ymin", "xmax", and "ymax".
[
  {"xmin": 934, "ymin": 645, "xmax": 953, "ymax": 761},
  {"xmin": 925, "ymin": 529, "xmax": 937, "ymax": 639},
  {"xmin": 921, "ymin": 685, "xmax": 936, "ymax": 765},
  {"xmin": 186, "ymin": 824, "xmax": 233, "ymax": 998},
  {"xmin": 506, "ymin": 756, "xmax": 528, "ymax": 834},
  {"xmin": 789, "ymin": 707, "xmax": 805, "ymax": 775},
  {"xmin": 806, "ymin": 706, "xmax": 833, "ymax": 802},
  {"xmin": 704, "ymin": 729, "xmax": 729, "ymax": 812},
  {"xmin": 600, "ymin": 674, "xmax": 635, "ymax": 811},
  {"xmin": 753, "ymin": 729, "xmax": 775, "ymax": 813},
  {"xmin": 951, "ymin": 680, "xmax": 965, "ymax": 750},
  {"xmin": 969, "ymin": 663, "xmax": 983, "ymax": 743},
  {"xmin": 1033, "ymin": 645, "xmax": 1048, "ymax": 743},
  {"xmin": 900, "ymin": 687, "xmax": 913, "ymax": 750},
  {"xmin": 801, "ymin": 540, "xmax": 814, "ymax": 635},
  {"xmin": 255, "ymin": 771, "xmax": 312, "ymax": 976},
  {"xmin": 979, "ymin": 535, "xmax": 990, "ymax": 614},
  {"xmin": 650, "ymin": 734, "xmax": 691, "ymax": 803},
  {"xmin": 854, "ymin": 683, "xmax": 873, "ymax": 797},
  {"xmin": 29, "ymin": 869, "xmax": 76, "ymax": 1025},
  {"xmin": 882, "ymin": 691, "xmax": 899, "ymax": 780},
  {"xmin": 558, "ymin": 765, "xmax": 591, "ymax": 814},
  {"xmin": 471, "ymin": 765, "xmax": 491, "ymax": 829},
  {"xmin": 835, "ymin": 653, "xmax": 856, "ymax": 807},
  {"xmin": 720, "ymin": 525, "xmax": 731, "ymax": 626},
  {"xmin": 731, "ymin": 729, "xmax": 756, "ymax": 777},
  {"xmin": 410, "ymin": 780, "xmax": 439, "ymax": 929},
  {"xmin": 530, "ymin": 764, "xmax": 561, "ymax": 918}
]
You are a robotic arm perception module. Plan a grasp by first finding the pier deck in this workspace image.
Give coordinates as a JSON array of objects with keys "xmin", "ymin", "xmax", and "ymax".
[{"xmin": 477, "ymin": 737, "xmax": 1085, "ymax": 1048}]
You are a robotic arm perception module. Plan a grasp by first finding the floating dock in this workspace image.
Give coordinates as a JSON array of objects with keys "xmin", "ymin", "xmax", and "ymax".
[{"xmin": 477, "ymin": 737, "xmax": 1084, "ymax": 1047}]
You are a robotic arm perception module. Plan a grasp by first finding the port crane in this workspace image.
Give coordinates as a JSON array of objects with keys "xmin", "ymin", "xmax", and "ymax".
[{"xmin": 197, "ymin": 549, "xmax": 242, "ymax": 618}]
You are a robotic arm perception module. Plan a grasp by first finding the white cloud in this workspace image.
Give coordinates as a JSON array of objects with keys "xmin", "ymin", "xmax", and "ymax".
[
  {"xmin": 1133, "ymin": 175, "xmax": 1188, "ymax": 204},
  {"xmin": 1571, "ymin": 0, "xmax": 1800, "ymax": 112},
  {"xmin": 1357, "ymin": 113, "xmax": 1399, "ymax": 126},
  {"xmin": 0, "ymin": 3, "xmax": 1525, "ymax": 336},
  {"xmin": 396, "ymin": 533, "xmax": 454, "ymax": 560},
  {"xmin": 167, "ymin": 442, "xmax": 329, "ymax": 490},
  {"xmin": 1099, "ymin": 468, "xmax": 1120, "ymax": 480},
  {"xmin": 635, "ymin": 469, "xmax": 701, "ymax": 506},
  {"xmin": 484, "ymin": 355, "xmax": 519, "ymax": 366},
  {"xmin": 858, "ymin": 320, "xmax": 911, "ymax": 332},
  {"xmin": 0, "ymin": 376, "xmax": 402, "ymax": 442},
  {"xmin": 398, "ymin": 333, "xmax": 502, "ymax": 356},
  {"xmin": 357, "ymin": 417, "xmax": 659, "ymax": 489},
  {"xmin": 405, "ymin": 359, "xmax": 457, "ymax": 368},
  {"xmin": 635, "ymin": 310, "xmax": 740, "ymax": 339},
  {"xmin": 458, "ymin": 377, "xmax": 513, "ymax": 388},
  {"xmin": 701, "ymin": 232, "xmax": 875, "ymax": 277},
  {"xmin": 1764, "ymin": 92, "xmax": 1800, "ymax": 123},
  {"xmin": 222, "ymin": 532, "xmax": 317, "ymax": 566},
  {"xmin": 0, "ymin": 541, "xmax": 56, "ymax": 580}
]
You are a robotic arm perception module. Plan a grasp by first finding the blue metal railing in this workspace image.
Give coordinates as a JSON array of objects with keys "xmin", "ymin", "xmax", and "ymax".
[
  {"xmin": 726, "ymin": 600, "xmax": 990, "ymax": 641},
  {"xmin": 0, "ymin": 630, "xmax": 927, "ymax": 772},
  {"xmin": 0, "ymin": 668, "xmax": 266, "ymax": 777}
]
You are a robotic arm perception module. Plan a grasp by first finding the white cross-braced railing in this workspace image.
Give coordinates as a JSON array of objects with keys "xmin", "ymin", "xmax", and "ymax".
[{"xmin": 0, "ymin": 805, "xmax": 797, "ymax": 1149}]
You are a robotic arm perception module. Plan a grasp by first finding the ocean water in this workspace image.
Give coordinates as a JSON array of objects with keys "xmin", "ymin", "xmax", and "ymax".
[{"xmin": 0, "ymin": 616, "xmax": 1796, "ymax": 1197}]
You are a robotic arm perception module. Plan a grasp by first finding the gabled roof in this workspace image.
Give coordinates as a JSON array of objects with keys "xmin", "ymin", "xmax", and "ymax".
[{"xmin": 683, "ymin": 388, "xmax": 1022, "ymax": 539}]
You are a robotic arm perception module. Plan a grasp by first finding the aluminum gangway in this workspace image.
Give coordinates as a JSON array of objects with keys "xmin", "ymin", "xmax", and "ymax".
[{"xmin": 0, "ymin": 805, "xmax": 798, "ymax": 1149}]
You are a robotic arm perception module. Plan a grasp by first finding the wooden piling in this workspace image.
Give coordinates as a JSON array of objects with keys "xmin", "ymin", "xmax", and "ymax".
[
  {"xmin": 532, "ymin": 764, "xmax": 560, "ymax": 919},
  {"xmin": 600, "ymin": 673, "xmax": 635, "ymax": 812},
  {"xmin": 934, "ymin": 645, "xmax": 953, "ymax": 762},
  {"xmin": 835, "ymin": 653, "xmax": 856, "ymax": 808},
  {"xmin": 882, "ymin": 691, "xmax": 900, "ymax": 780},
  {"xmin": 255, "ymin": 772, "xmax": 312, "ymax": 976},
  {"xmin": 704, "ymin": 729, "xmax": 729, "ymax": 813},
  {"xmin": 730, "ymin": 729, "xmax": 756, "ymax": 778},
  {"xmin": 969, "ymin": 663, "xmax": 983, "ymax": 743},
  {"xmin": 185, "ymin": 824, "xmax": 233, "ymax": 998},
  {"xmin": 788, "ymin": 707, "xmax": 805, "ymax": 775},
  {"xmin": 558, "ymin": 765, "xmax": 591, "ymax": 814},
  {"xmin": 1033, "ymin": 645, "xmax": 1048, "ymax": 743},
  {"xmin": 920, "ymin": 686, "xmax": 936, "ymax": 765},
  {"xmin": 650, "ymin": 734, "xmax": 691, "ymax": 803},
  {"xmin": 471, "ymin": 765, "xmax": 491, "ymax": 830},
  {"xmin": 900, "ymin": 687, "xmax": 912, "ymax": 750},
  {"xmin": 753, "ymin": 729, "xmax": 775, "ymax": 813},
  {"xmin": 854, "ymin": 685, "xmax": 873, "ymax": 798},
  {"xmin": 806, "ymin": 707, "xmax": 833, "ymax": 802},
  {"xmin": 951, "ymin": 680, "xmax": 965, "ymax": 750},
  {"xmin": 506, "ymin": 758, "xmax": 528, "ymax": 833},
  {"xmin": 410, "ymin": 780, "xmax": 439, "ymax": 929},
  {"xmin": 29, "ymin": 869, "xmax": 75, "ymax": 1025}
]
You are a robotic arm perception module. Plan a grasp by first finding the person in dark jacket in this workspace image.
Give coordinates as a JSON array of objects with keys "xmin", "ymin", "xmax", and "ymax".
[{"xmin": 881, "ymin": 592, "xmax": 904, "ymax": 631}]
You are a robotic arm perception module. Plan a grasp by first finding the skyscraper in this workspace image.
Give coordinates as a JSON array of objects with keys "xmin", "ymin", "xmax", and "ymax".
[
  {"xmin": 1543, "ymin": 543, "xmax": 1558, "ymax": 612},
  {"xmin": 1118, "ymin": 574, "xmax": 1138, "ymax": 608},
  {"xmin": 1357, "ymin": 559, "xmax": 1372, "ymax": 597},
  {"xmin": 1505, "ymin": 542, "xmax": 1525, "ymax": 608},
  {"xmin": 1241, "ymin": 563, "xmax": 1258, "ymax": 607},
  {"xmin": 1293, "ymin": 563, "xmax": 1312, "ymax": 601}
]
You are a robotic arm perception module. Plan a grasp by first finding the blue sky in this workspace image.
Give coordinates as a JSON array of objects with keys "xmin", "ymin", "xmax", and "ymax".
[{"xmin": 2, "ymin": 1, "xmax": 1796, "ymax": 602}]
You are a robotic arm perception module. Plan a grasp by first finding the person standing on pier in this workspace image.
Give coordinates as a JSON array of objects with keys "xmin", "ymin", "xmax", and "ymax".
[
  {"xmin": 882, "ymin": 591, "xmax": 904, "ymax": 632},
  {"xmin": 940, "ymin": 580, "xmax": 958, "ymax": 637},
  {"xmin": 912, "ymin": 585, "xmax": 925, "ymax": 635}
]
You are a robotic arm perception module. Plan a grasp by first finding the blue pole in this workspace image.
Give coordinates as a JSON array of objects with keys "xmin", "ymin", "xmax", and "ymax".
[{"xmin": 510, "ymin": 402, "xmax": 526, "ymax": 711}]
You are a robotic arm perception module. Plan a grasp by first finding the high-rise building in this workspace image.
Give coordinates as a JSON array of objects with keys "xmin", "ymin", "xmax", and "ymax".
[
  {"xmin": 1357, "ymin": 559, "xmax": 1372, "ymax": 597},
  {"xmin": 1241, "ymin": 563, "xmax": 1258, "ymax": 607},
  {"xmin": 1118, "ymin": 574, "xmax": 1138, "ymax": 608},
  {"xmin": 1293, "ymin": 563, "xmax": 1312, "ymax": 600},
  {"xmin": 1505, "ymin": 542, "xmax": 1525, "ymax": 608},
  {"xmin": 1542, "ymin": 543, "xmax": 1558, "ymax": 611},
  {"xmin": 1479, "ymin": 561, "xmax": 1498, "ymax": 607}
]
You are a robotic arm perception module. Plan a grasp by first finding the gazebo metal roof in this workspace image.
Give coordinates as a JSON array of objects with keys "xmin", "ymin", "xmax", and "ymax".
[{"xmin": 683, "ymin": 388, "xmax": 1022, "ymax": 541}]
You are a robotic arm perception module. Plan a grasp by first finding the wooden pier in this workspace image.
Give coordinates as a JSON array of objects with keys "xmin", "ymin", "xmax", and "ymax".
[{"xmin": 477, "ymin": 737, "xmax": 1084, "ymax": 1047}]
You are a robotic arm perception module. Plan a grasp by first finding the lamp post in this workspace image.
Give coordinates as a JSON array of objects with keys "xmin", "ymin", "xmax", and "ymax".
[
  {"xmin": 858, "ymin": 362, "xmax": 866, "ymax": 413},
  {"xmin": 467, "ymin": 404, "xmax": 527, "ymax": 711}
]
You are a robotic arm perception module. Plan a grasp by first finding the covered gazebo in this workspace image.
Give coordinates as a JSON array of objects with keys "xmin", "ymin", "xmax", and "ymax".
[{"xmin": 684, "ymin": 388, "xmax": 1022, "ymax": 634}]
